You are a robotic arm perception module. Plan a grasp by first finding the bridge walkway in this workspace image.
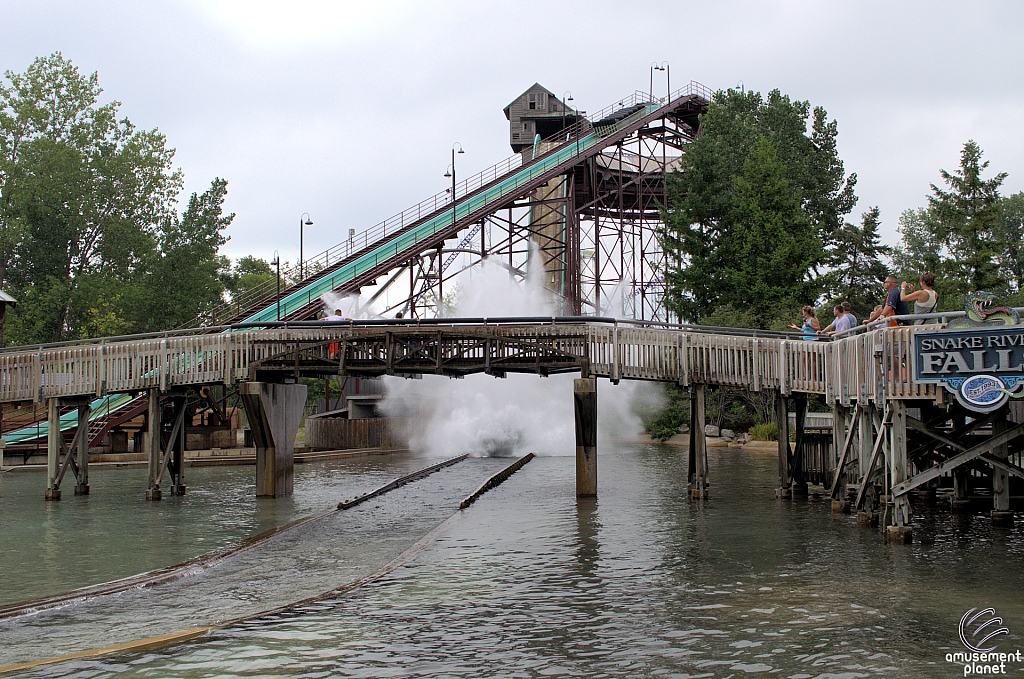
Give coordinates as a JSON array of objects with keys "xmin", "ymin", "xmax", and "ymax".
[{"xmin": 2, "ymin": 317, "xmax": 1022, "ymax": 543}]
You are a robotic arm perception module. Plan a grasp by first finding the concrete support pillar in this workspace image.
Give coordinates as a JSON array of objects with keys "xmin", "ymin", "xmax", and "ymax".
[
  {"xmin": 146, "ymin": 389, "xmax": 162, "ymax": 500},
  {"xmin": 574, "ymin": 378, "xmax": 597, "ymax": 497},
  {"xmin": 240, "ymin": 382, "xmax": 307, "ymax": 497},
  {"xmin": 74, "ymin": 403, "xmax": 91, "ymax": 495},
  {"xmin": 688, "ymin": 385, "xmax": 708, "ymax": 499},
  {"xmin": 887, "ymin": 400, "xmax": 912, "ymax": 543},
  {"xmin": 791, "ymin": 394, "xmax": 808, "ymax": 497},
  {"xmin": 992, "ymin": 410, "xmax": 1013, "ymax": 525},
  {"xmin": 776, "ymin": 392, "xmax": 791, "ymax": 499},
  {"xmin": 45, "ymin": 398, "xmax": 61, "ymax": 500}
]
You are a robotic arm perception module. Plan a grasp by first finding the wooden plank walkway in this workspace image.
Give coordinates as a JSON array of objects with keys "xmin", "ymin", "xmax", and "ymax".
[{"xmin": 0, "ymin": 321, "xmax": 938, "ymax": 406}]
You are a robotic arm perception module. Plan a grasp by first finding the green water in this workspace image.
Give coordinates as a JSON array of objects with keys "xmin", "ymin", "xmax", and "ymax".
[
  {"xmin": 0, "ymin": 455, "xmax": 426, "ymax": 606},
  {"xmin": 3, "ymin": 446, "xmax": 1024, "ymax": 677}
]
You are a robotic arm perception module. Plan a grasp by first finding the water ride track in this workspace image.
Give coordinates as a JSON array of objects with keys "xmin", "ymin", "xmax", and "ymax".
[{"xmin": 211, "ymin": 85, "xmax": 710, "ymax": 327}]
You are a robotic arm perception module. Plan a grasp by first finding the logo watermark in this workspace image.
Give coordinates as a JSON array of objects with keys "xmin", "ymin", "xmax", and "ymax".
[{"xmin": 946, "ymin": 608, "xmax": 1020, "ymax": 676}]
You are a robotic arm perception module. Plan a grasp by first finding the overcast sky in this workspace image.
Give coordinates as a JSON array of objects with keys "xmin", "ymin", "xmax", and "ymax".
[{"xmin": 2, "ymin": 1, "xmax": 1022, "ymax": 265}]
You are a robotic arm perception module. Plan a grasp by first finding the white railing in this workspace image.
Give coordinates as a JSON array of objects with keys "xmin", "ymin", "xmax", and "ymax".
[{"xmin": 0, "ymin": 321, "xmax": 939, "ymax": 408}]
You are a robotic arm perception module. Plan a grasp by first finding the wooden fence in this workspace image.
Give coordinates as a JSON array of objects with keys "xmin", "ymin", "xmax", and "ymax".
[{"xmin": 0, "ymin": 323, "xmax": 940, "ymax": 406}]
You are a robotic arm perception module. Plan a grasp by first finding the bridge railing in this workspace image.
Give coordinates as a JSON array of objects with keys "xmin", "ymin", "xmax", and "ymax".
[{"xmin": 0, "ymin": 319, "xmax": 961, "ymax": 407}]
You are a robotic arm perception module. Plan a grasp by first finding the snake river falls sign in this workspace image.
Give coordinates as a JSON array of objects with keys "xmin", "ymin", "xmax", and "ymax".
[{"xmin": 914, "ymin": 327, "xmax": 1024, "ymax": 412}]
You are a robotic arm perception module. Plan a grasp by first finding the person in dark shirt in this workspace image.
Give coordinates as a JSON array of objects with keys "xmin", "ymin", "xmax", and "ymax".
[{"xmin": 863, "ymin": 275, "xmax": 908, "ymax": 327}]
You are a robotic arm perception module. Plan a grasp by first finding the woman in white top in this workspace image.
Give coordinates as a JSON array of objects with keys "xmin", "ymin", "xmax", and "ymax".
[{"xmin": 900, "ymin": 272, "xmax": 938, "ymax": 324}]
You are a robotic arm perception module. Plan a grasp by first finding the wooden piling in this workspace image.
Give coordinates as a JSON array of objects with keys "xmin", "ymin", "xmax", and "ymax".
[
  {"xmin": 574, "ymin": 378, "xmax": 597, "ymax": 497},
  {"xmin": 146, "ymin": 389, "xmax": 162, "ymax": 500},
  {"xmin": 74, "ymin": 403, "xmax": 91, "ymax": 495},
  {"xmin": 688, "ymin": 385, "xmax": 707, "ymax": 499},
  {"xmin": 776, "ymin": 392, "xmax": 790, "ymax": 499},
  {"xmin": 45, "ymin": 398, "xmax": 60, "ymax": 500}
]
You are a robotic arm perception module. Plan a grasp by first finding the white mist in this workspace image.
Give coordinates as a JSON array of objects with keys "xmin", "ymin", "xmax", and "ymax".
[{"xmin": 379, "ymin": 248, "xmax": 662, "ymax": 457}]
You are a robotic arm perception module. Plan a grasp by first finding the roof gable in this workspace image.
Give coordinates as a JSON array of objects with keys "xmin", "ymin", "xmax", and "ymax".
[{"xmin": 503, "ymin": 83, "xmax": 559, "ymax": 118}]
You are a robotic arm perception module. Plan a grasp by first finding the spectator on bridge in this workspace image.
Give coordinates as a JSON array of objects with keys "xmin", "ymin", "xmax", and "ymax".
[
  {"xmin": 819, "ymin": 304, "xmax": 844, "ymax": 335},
  {"xmin": 789, "ymin": 305, "xmax": 820, "ymax": 340},
  {"xmin": 839, "ymin": 301, "xmax": 857, "ymax": 329},
  {"xmin": 863, "ymin": 275, "xmax": 908, "ymax": 327},
  {"xmin": 325, "ymin": 308, "xmax": 347, "ymax": 322},
  {"xmin": 820, "ymin": 301, "xmax": 858, "ymax": 337},
  {"xmin": 899, "ymin": 272, "xmax": 938, "ymax": 324}
]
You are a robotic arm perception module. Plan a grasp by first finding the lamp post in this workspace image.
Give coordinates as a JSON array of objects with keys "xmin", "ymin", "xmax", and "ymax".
[
  {"xmin": 441, "ymin": 143, "xmax": 464, "ymax": 316},
  {"xmin": 299, "ymin": 213, "xmax": 313, "ymax": 280},
  {"xmin": 651, "ymin": 62, "xmax": 670, "ymax": 102},
  {"xmin": 562, "ymin": 91, "xmax": 574, "ymax": 139},
  {"xmin": 270, "ymin": 251, "xmax": 281, "ymax": 321}
]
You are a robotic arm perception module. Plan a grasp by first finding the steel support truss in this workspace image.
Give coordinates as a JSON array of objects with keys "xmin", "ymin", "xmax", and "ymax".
[{"xmin": 344, "ymin": 99, "xmax": 705, "ymax": 323}]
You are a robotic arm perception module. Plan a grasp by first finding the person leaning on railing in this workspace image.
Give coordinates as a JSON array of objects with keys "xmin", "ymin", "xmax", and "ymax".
[
  {"xmin": 863, "ymin": 275, "xmax": 909, "ymax": 327},
  {"xmin": 789, "ymin": 305, "xmax": 821, "ymax": 340},
  {"xmin": 819, "ymin": 301, "xmax": 857, "ymax": 337}
]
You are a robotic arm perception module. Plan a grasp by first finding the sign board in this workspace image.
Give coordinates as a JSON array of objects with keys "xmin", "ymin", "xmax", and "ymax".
[{"xmin": 913, "ymin": 326, "xmax": 1024, "ymax": 412}]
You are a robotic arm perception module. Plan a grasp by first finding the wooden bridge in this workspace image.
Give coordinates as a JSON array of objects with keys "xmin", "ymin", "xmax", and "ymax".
[{"xmin": 2, "ymin": 316, "xmax": 1021, "ymax": 542}]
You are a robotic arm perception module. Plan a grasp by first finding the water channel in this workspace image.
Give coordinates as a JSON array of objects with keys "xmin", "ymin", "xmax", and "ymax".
[{"xmin": 2, "ymin": 445, "xmax": 1023, "ymax": 678}]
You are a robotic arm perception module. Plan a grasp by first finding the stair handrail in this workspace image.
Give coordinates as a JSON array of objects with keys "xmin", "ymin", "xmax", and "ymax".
[{"xmin": 189, "ymin": 82, "xmax": 712, "ymax": 327}]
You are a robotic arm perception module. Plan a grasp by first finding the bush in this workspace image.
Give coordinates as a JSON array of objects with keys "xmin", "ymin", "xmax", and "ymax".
[
  {"xmin": 749, "ymin": 422, "xmax": 778, "ymax": 441},
  {"xmin": 643, "ymin": 384, "xmax": 690, "ymax": 442}
]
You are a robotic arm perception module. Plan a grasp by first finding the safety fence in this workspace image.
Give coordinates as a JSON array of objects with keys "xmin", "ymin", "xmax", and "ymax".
[{"xmin": 0, "ymin": 322, "xmax": 938, "ymax": 406}]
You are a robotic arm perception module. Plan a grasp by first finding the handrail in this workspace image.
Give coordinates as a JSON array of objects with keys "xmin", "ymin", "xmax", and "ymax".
[
  {"xmin": 827, "ymin": 307, "xmax": 1024, "ymax": 339},
  {"xmin": 190, "ymin": 82, "xmax": 713, "ymax": 327}
]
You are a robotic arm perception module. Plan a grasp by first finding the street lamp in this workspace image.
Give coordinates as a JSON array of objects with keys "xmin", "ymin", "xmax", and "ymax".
[
  {"xmin": 299, "ymin": 213, "xmax": 313, "ymax": 280},
  {"xmin": 562, "ymin": 91, "xmax": 574, "ymax": 139},
  {"xmin": 270, "ymin": 251, "xmax": 281, "ymax": 321},
  {"xmin": 441, "ymin": 143, "xmax": 464, "ymax": 316},
  {"xmin": 650, "ymin": 62, "xmax": 670, "ymax": 102}
]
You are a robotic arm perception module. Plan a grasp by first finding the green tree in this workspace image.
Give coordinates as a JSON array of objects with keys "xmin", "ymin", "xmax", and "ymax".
[
  {"xmin": 224, "ymin": 255, "xmax": 276, "ymax": 308},
  {"xmin": 144, "ymin": 178, "xmax": 234, "ymax": 330},
  {"xmin": 824, "ymin": 206, "xmax": 891, "ymax": 318},
  {"xmin": 723, "ymin": 137, "xmax": 821, "ymax": 326},
  {"xmin": 997, "ymin": 192, "xmax": 1024, "ymax": 294},
  {"xmin": 0, "ymin": 53, "xmax": 181, "ymax": 343},
  {"xmin": 661, "ymin": 88, "xmax": 856, "ymax": 323},
  {"xmin": 928, "ymin": 140, "xmax": 1006, "ymax": 295},
  {"xmin": 891, "ymin": 208, "xmax": 943, "ymax": 281}
]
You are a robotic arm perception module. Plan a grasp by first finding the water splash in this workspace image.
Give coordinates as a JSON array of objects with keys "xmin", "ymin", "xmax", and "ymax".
[{"xmin": 379, "ymin": 248, "xmax": 659, "ymax": 457}]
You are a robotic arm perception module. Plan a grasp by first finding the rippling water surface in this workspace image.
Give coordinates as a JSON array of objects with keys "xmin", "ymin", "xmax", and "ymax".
[
  {"xmin": 0, "ymin": 454, "xmax": 428, "ymax": 605},
  {"xmin": 6, "ymin": 445, "xmax": 1024, "ymax": 678}
]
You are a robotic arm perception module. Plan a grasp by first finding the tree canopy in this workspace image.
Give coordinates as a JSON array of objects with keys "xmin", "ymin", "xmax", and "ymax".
[
  {"xmin": 892, "ymin": 141, "xmax": 1018, "ymax": 309},
  {"xmin": 0, "ymin": 53, "xmax": 237, "ymax": 344},
  {"xmin": 660, "ymin": 88, "xmax": 857, "ymax": 327}
]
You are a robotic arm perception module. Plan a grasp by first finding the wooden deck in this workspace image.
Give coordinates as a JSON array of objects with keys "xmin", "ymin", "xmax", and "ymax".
[{"xmin": 0, "ymin": 321, "xmax": 937, "ymax": 405}]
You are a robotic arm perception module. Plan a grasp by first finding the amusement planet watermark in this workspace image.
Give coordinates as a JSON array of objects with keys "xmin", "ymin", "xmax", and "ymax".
[{"xmin": 946, "ymin": 608, "xmax": 1021, "ymax": 676}]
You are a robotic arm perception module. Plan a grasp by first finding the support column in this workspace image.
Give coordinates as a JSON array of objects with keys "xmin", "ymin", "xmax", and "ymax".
[
  {"xmin": 831, "ymin": 404, "xmax": 849, "ymax": 513},
  {"xmin": 146, "ymin": 389, "xmax": 162, "ymax": 500},
  {"xmin": 992, "ymin": 409, "xmax": 1013, "ymax": 526},
  {"xmin": 45, "ymin": 398, "xmax": 61, "ymax": 500},
  {"xmin": 168, "ymin": 397, "xmax": 187, "ymax": 496},
  {"xmin": 791, "ymin": 394, "xmax": 808, "ymax": 497},
  {"xmin": 887, "ymin": 400, "xmax": 912, "ymax": 543},
  {"xmin": 858, "ymin": 402, "xmax": 873, "ymax": 479},
  {"xmin": 688, "ymin": 385, "xmax": 707, "ymax": 499},
  {"xmin": 74, "ymin": 403, "xmax": 91, "ymax": 495},
  {"xmin": 240, "ymin": 382, "xmax": 307, "ymax": 497},
  {"xmin": 776, "ymin": 392, "xmax": 791, "ymax": 499},
  {"xmin": 574, "ymin": 378, "xmax": 597, "ymax": 497}
]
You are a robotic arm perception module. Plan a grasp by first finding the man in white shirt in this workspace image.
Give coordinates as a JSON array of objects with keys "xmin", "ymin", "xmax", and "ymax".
[
  {"xmin": 325, "ymin": 308, "xmax": 347, "ymax": 322},
  {"xmin": 820, "ymin": 302, "xmax": 857, "ymax": 336}
]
